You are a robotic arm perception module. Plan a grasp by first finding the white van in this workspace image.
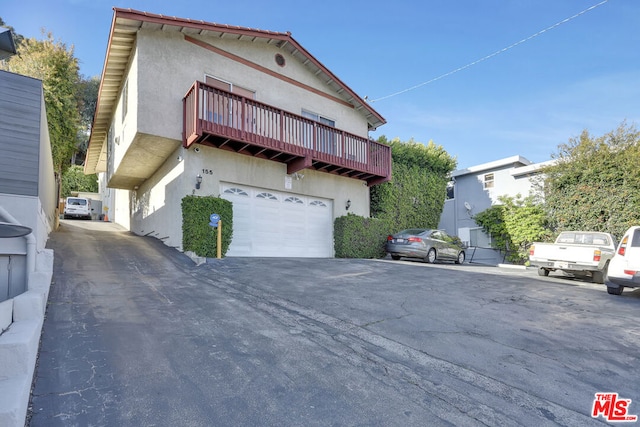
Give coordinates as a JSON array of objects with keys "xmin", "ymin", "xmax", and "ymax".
[{"xmin": 63, "ymin": 197, "xmax": 92, "ymax": 220}]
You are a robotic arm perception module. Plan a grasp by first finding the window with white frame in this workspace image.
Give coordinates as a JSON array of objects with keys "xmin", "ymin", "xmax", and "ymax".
[
  {"xmin": 301, "ymin": 110, "xmax": 336, "ymax": 154},
  {"xmin": 483, "ymin": 173, "xmax": 494, "ymax": 189}
]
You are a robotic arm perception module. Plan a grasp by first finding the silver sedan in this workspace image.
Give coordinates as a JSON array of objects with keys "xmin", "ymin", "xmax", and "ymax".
[{"xmin": 386, "ymin": 229, "xmax": 466, "ymax": 264}]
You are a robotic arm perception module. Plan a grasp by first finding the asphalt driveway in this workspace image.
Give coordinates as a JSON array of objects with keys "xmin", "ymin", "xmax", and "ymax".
[{"xmin": 28, "ymin": 220, "xmax": 640, "ymax": 426}]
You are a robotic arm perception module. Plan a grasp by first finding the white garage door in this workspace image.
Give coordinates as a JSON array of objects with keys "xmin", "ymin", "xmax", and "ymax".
[{"xmin": 220, "ymin": 183, "xmax": 334, "ymax": 257}]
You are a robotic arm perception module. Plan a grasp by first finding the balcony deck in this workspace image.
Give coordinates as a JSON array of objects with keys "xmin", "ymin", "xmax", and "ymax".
[{"xmin": 183, "ymin": 82, "xmax": 391, "ymax": 186}]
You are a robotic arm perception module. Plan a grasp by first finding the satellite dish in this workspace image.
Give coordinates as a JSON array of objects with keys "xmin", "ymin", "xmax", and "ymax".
[{"xmin": 464, "ymin": 201, "xmax": 472, "ymax": 211}]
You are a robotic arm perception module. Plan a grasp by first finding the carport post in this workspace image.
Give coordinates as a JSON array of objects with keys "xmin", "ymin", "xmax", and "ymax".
[{"xmin": 217, "ymin": 220, "xmax": 222, "ymax": 259}]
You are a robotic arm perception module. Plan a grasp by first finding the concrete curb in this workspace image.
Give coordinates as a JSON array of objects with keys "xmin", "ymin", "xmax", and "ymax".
[
  {"xmin": 0, "ymin": 249, "xmax": 53, "ymax": 427},
  {"xmin": 497, "ymin": 263, "xmax": 529, "ymax": 270}
]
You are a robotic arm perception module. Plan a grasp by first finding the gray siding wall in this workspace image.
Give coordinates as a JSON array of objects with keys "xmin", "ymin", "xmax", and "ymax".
[{"xmin": 0, "ymin": 70, "xmax": 42, "ymax": 197}]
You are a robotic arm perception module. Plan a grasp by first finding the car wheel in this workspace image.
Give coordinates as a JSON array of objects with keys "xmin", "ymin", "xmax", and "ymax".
[
  {"xmin": 537, "ymin": 268, "xmax": 550, "ymax": 277},
  {"xmin": 391, "ymin": 255, "xmax": 401, "ymax": 260},
  {"xmin": 607, "ymin": 286, "xmax": 624, "ymax": 295},
  {"xmin": 455, "ymin": 251, "xmax": 465, "ymax": 264},
  {"xmin": 425, "ymin": 248, "xmax": 437, "ymax": 264}
]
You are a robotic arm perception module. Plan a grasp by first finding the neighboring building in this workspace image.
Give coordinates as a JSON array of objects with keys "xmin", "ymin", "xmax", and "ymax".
[
  {"xmin": 0, "ymin": 69, "xmax": 57, "ymax": 300},
  {"xmin": 0, "ymin": 34, "xmax": 56, "ymax": 427},
  {"xmin": 85, "ymin": 8, "xmax": 390, "ymax": 258},
  {"xmin": 438, "ymin": 155, "xmax": 553, "ymax": 262}
]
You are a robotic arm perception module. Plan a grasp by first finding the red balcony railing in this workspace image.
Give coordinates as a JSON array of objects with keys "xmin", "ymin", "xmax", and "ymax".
[{"xmin": 183, "ymin": 81, "xmax": 391, "ymax": 185}]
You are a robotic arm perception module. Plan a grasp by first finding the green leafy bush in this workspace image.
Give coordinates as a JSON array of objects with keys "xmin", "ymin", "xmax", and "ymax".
[
  {"xmin": 541, "ymin": 123, "xmax": 640, "ymax": 240},
  {"xmin": 182, "ymin": 195, "xmax": 233, "ymax": 258},
  {"xmin": 474, "ymin": 195, "xmax": 551, "ymax": 264},
  {"xmin": 334, "ymin": 213, "xmax": 389, "ymax": 258},
  {"xmin": 61, "ymin": 165, "xmax": 98, "ymax": 197}
]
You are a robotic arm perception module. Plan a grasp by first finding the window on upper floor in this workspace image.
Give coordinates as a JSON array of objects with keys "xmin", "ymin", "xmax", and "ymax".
[
  {"xmin": 483, "ymin": 173, "xmax": 494, "ymax": 189},
  {"xmin": 301, "ymin": 110, "xmax": 336, "ymax": 154},
  {"xmin": 205, "ymin": 75, "xmax": 255, "ymax": 99},
  {"xmin": 446, "ymin": 181, "xmax": 455, "ymax": 200}
]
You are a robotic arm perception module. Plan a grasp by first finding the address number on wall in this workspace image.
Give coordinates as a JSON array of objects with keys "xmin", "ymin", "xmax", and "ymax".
[{"xmin": 202, "ymin": 169, "xmax": 213, "ymax": 175}]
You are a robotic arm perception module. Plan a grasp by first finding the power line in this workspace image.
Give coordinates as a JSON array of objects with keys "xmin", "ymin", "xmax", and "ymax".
[{"xmin": 369, "ymin": 0, "xmax": 611, "ymax": 103}]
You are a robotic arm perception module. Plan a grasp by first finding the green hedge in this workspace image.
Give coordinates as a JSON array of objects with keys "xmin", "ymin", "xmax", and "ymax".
[
  {"xmin": 334, "ymin": 213, "xmax": 389, "ymax": 259},
  {"xmin": 182, "ymin": 195, "xmax": 233, "ymax": 258}
]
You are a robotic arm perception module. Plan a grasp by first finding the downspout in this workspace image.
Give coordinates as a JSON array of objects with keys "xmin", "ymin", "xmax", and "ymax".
[{"xmin": 0, "ymin": 206, "xmax": 36, "ymax": 286}]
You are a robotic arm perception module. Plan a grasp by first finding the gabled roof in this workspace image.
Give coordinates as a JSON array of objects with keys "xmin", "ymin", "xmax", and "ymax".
[{"xmin": 85, "ymin": 8, "xmax": 386, "ymax": 174}]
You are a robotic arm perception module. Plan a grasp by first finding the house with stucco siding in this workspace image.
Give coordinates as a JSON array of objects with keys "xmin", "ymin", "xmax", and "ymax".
[
  {"xmin": 85, "ymin": 8, "xmax": 390, "ymax": 257},
  {"xmin": 438, "ymin": 155, "xmax": 553, "ymax": 263}
]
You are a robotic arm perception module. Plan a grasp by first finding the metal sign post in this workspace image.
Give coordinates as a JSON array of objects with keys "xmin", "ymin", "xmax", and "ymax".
[
  {"xmin": 217, "ymin": 220, "xmax": 222, "ymax": 259},
  {"xmin": 209, "ymin": 214, "xmax": 222, "ymax": 259}
]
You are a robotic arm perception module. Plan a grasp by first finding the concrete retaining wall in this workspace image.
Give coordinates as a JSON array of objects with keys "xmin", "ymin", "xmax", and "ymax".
[{"xmin": 0, "ymin": 249, "xmax": 53, "ymax": 427}]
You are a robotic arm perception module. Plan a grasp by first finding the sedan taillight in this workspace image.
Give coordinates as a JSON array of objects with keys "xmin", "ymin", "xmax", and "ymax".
[
  {"xmin": 593, "ymin": 250, "xmax": 601, "ymax": 262},
  {"xmin": 387, "ymin": 235, "xmax": 393, "ymax": 241},
  {"xmin": 624, "ymin": 270, "xmax": 638, "ymax": 275},
  {"xmin": 408, "ymin": 237, "xmax": 422, "ymax": 243}
]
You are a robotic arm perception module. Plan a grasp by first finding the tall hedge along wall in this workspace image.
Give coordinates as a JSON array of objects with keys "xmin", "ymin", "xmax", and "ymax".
[
  {"xmin": 335, "ymin": 138, "xmax": 456, "ymax": 259},
  {"xmin": 182, "ymin": 195, "xmax": 233, "ymax": 258},
  {"xmin": 334, "ymin": 213, "xmax": 389, "ymax": 259}
]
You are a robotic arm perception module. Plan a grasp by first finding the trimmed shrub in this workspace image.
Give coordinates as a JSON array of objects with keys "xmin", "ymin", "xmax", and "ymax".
[
  {"xmin": 182, "ymin": 195, "xmax": 233, "ymax": 257},
  {"xmin": 334, "ymin": 213, "xmax": 389, "ymax": 259}
]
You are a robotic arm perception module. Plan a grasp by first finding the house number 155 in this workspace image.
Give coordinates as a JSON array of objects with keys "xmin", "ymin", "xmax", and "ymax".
[{"xmin": 202, "ymin": 169, "xmax": 213, "ymax": 175}]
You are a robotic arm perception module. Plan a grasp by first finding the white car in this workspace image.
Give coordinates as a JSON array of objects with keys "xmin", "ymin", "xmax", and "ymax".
[{"xmin": 605, "ymin": 226, "xmax": 640, "ymax": 295}]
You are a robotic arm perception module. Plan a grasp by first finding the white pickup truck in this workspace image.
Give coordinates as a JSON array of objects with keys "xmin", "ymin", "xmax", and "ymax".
[{"xmin": 528, "ymin": 231, "xmax": 617, "ymax": 283}]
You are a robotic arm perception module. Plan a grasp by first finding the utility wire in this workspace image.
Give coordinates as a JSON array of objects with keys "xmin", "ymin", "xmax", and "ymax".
[{"xmin": 369, "ymin": 0, "xmax": 611, "ymax": 103}]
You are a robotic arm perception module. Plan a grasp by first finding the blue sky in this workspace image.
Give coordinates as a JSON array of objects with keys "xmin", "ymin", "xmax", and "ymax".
[{"xmin": 3, "ymin": 0, "xmax": 638, "ymax": 169}]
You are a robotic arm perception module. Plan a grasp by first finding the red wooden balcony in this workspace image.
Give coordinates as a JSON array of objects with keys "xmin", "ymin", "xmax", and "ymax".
[{"xmin": 183, "ymin": 81, "xmax": 391, "ymax": 186}]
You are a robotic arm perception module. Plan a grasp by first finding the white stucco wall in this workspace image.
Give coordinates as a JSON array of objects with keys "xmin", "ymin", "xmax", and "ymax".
[
  {"xmin": 134, "ymin": 30, "xmax": 368, "ymax": 142},
  {"xmin": 103, "ymin": 26, "xmax": 377, "ymax": 254},
  {"xmin": 130, "ymin": 143, "xmax": 369, "ymax": 252},
  {"xmin": 110, "ymin": 48, "xmax": 139, "ymax": 176}
]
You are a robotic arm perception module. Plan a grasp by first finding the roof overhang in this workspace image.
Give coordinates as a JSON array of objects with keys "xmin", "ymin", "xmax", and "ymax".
[
  {"xmin": 451, "ymin": 155, "xmax": 532, "ymax": 178},
  {"xmin": 0, "ymin": 28, "xmax": 17, "ymax": 61},
  {"xmin": 85, "ymin": 8, "xmax": 386, "ymax": 175}
]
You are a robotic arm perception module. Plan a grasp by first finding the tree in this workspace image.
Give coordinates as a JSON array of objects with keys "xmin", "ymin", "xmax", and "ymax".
[
  {"xmin": 540, "ymin": 122, "xmax": 640, "ymax": 240},
  {"xmin": 474, "ymin": 195, "xmax": 551, "ymax": 264},
  {"xmin": 371, "ymin": 137, "xmax": 457, "ymax": 230},
  {"xmin": 0, "ymin": 30, "xmax": 81, "ymax": 175},
  {"xmin": 73, "ymin": 75, "xmax": 100, "ymax": 164},
  {"xmin": 60, "ymin": 165, "xmax": 98, "ymax": 198}
]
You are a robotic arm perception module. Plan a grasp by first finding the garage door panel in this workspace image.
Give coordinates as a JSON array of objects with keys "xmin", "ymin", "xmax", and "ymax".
[{"xmin": 221, "ymin": 183, "xmax": 333, "ymax": 257}]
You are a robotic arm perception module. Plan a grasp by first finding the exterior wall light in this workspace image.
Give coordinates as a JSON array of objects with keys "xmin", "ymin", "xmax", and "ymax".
[
  {"xmin": 196, "ymin": 174, "xmax": 203, "ymax": 190},
  {"xmin": 345, "ymin": 199, "xmax": 351, "ymax": 210}
]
